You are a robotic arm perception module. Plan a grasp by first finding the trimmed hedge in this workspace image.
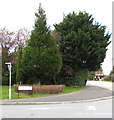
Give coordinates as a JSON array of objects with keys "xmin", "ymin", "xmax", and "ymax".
[{"xmin": 13, "ymin": 84, "xmax": 65, "ymax": 94}]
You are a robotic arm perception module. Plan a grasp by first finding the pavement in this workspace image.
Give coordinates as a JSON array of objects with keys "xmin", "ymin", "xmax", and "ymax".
[{"xmin": 0, "ymin": 81, "xmax": 113, "ymax": 105}]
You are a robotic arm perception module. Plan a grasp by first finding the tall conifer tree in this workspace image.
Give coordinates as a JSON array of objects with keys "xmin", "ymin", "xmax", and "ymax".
[
  {"xmin": 21, "ymin": 4, "xmax": 62, "ymax": 84},
  {"xmin": 54, "ymin": 11, "xmax": 111, "ymax": 86}
]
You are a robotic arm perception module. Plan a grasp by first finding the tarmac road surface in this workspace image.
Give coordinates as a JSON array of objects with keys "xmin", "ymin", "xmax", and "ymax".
[{"xmin": 1, "ymin": 98, "xmax": 112, "ymax": 118}]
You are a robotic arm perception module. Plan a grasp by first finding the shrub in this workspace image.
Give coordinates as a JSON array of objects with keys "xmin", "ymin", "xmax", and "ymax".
[
  {"xmin": 57, "ymin": 69, "xmax": 88, "ymax": 87},
  {"xmin": 13, "ymin": 84, "xmax": 65, "ymax": 94},
  {"xmin": 103, "ymin": 75, "xmax": 111, "ymax": 81},
  {"xmin": 88, "ymin": 71, "xmax": 95, "ymax": 80},
  {"xmin": 74, "ymin": 69, "xmax": 88, "ymax": 86}
]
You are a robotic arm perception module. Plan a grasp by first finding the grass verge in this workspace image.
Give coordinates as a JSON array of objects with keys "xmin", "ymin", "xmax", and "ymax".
[{"xmin": 1, "ymin": 85, "xmax": 85, "ymax": 99}]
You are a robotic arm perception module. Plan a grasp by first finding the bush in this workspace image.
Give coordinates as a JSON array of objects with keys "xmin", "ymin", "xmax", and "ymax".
[
  {"xmin": 88, "ymin": 71, "xmax": 95, "ymax": 80},
  {"xmin": 75, "ymin": 69, "xmax": 88, "ymax": 86},
  {"xmin": 103, "ymin": 75, "xmax": 111, "ymax": 81},
  {"xmin": 13, "ymin": 84, "xmax": 65, "ymax": 94},
  {"xmin": 57, "ymin": 69, "xmax": 88, "ymax": 87}
]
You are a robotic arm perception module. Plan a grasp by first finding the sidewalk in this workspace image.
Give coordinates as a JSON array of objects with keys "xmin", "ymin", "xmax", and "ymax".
[{"xmin": 1, "ymin": 81, "xmax": 112, "ymax": 105}]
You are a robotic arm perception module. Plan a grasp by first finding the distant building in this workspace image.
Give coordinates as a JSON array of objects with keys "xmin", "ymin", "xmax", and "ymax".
[
  {"xmin": 95, "ymin": 71, "xmax": 104, "ymax": 76},
  {"xmin": 94, "ymin": 71, "xmax": 104, "ymax": 81}
]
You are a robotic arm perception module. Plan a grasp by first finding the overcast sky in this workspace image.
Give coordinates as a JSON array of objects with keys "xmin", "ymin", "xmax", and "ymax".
[{"xmin": 0, "ymin": 0, "xmax": 113, "ymax": 75}]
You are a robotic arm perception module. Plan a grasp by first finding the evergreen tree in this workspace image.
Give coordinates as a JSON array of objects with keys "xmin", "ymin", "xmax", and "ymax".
[
  {"xmin": 16, "ymin": 46, "xmax": 23, "ymax": 84},
  {"xmin": 21, "ymin": 4, "xmax": 62, "ymax": 84},
  {"xmin": 54, "ymin": 11, "xmax": 111, "ymax": 86}
]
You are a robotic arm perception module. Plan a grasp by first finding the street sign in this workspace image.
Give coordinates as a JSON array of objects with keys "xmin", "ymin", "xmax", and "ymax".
[
  {"xmin": 17, "ymin": 86, "xmax": 33, "ymax": 98},
  {"xmin": 18, "ymin": 86, "xmax": 33, "ymax": 90}
]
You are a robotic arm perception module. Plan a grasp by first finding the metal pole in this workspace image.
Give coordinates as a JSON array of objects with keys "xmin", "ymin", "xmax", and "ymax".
[
  {"xmin": 5, "ymin": 63, "xmax": 11, "ymax": 99},
  {"xmin": 9, "ymin": 64, "xmax": 11, "ymax": 99}
]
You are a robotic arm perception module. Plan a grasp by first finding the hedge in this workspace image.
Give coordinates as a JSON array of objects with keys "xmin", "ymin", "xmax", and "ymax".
[{"xmin": 13, "ymin": 84, "xmax": 65, "ymax": 94}]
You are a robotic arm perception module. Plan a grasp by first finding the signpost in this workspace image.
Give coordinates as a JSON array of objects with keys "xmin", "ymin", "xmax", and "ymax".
[
  {"xmin": 18, "ymin": 86, "xmax": 33, "ymax": 98},
  {"xmin": 18, "ymin": 86, "xmax": 32, "ymax": 90},
  {"xmin": 5, "ymin": 62, "xmax": 12, "ymax": 99}
]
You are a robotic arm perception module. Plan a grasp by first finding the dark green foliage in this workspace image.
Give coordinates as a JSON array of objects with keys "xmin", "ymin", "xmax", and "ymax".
[
  {"xmin": 88, "ymin": 71, "xmax": 95, "ymax": 80},
  {"xmin": 2, "ymin": 64, "xmax": 16, "ymax": 85},
  {"xmin": 74, "ymin": 69, "xmax": 88, "ymax": 86},
  {"xmin": 55, "ymin": 11, "xmax": 111, "ymax": 71},
  {"xmin": 11, "ymin": 64, "xmax": 17, "ymax": 85},
  {"xmin": 54, "ymin": 11, "xmax": 111, "ymax": 86},
  {"xmin": 21, "ymin": 4, "xmax": 62, "ymax": 84},
  {"xmin": 57, "ymin": 69, "xmax": 88, "ymax": 86},
  {"xmin": 2, "ymin": 73, "xmax": 9, "ymax": 85},
  {"xmin": 16, "ymin": 46, "xmax": 23, "ymax": 84}
]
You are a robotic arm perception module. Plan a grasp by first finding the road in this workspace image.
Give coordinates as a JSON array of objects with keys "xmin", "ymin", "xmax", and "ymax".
[{"xmin": 1, "ymin": 98, "xmax": 112, "ymax": 118}]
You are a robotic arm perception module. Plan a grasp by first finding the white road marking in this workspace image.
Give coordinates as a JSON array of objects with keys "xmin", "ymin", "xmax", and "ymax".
[{"xmin": 87, "ymin": 106, "xmax": 96, "ymax": 110}]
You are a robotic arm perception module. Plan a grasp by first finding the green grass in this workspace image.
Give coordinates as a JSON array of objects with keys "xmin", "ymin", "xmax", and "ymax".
[
  {"xmin": 1, "ymin": 85, "xmax": 85, "ymax": 100},
  {"xmin": 62, "ymin": 86, "xmax": 85, "ymax": 94},
  {"xmin": 103, "ymin": 80, "xmax": 112, "ymax": 82}
]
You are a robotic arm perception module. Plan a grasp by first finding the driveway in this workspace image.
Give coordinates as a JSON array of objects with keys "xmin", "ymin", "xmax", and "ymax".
[
  {"xmin": 1, "ymin": 81, "xmax": 112, "ymax": 104},
  {"xmin": 86, "ymin": 81, "xmax": 113, "ymax": 90}
]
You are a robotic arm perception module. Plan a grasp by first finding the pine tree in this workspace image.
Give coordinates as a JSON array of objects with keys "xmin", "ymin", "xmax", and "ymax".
[
  {"xmin": 16, "ymin": 46, "xmax": 23, "ymax": 84},
  {"xmin": 54, "ymin": 11, "xmax": 111, "ymax": 86},
  {"xmin": 21, "ymin": 4, "xmax": 62, "ymax": 84}
]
